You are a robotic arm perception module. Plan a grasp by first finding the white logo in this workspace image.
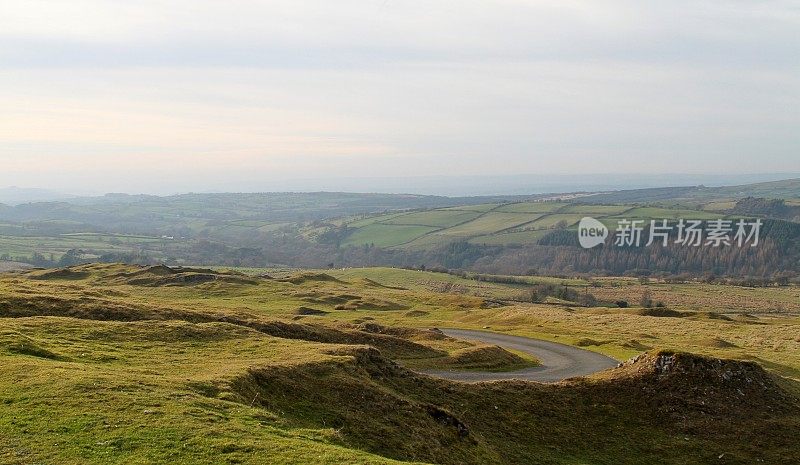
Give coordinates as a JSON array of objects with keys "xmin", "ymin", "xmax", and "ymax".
[{"xmin": 578, "ymin": 217, "xmax": 608, "ymax": 249}]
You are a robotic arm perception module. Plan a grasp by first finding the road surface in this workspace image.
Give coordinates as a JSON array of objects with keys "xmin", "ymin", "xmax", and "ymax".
[{"xmin": 422, "ymin": 328, "xmax": 618, "ymax": 383}]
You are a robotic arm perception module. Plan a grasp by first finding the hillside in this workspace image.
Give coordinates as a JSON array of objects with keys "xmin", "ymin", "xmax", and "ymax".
[
  {"xmin": 1, "ymin": 264, "xmax": 799, "ymax": 464},
  {"xmin": 583, "ymin": 178, "xmax": 800, "ymax": 206},
  {"xmin": 332, "ymin": 202, "xmax": 726, "ymax": 249},
  {"xmin": 0, "ymin": 180, "xmax": 798, "ymax": 277}
]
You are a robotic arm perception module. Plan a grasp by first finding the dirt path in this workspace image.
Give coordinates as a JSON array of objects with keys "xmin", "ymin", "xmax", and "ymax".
[{"xmin": 422, "ymin": 328, "xmax": 619, "ymax": 383}]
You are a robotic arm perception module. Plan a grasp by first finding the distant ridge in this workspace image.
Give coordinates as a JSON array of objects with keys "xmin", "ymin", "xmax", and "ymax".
[{"xmin": 0, "ymin": 187, "xmax": 75, "ymax": 205}]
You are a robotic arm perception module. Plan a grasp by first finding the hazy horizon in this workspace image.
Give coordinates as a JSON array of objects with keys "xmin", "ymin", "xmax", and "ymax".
[
  {"xmin": 1, "ymin": 172, "xmax": 798, "ymax": 203},
  {"xmin": 2, "ymin": 1, "xmax": 799, "ymax": 193}
]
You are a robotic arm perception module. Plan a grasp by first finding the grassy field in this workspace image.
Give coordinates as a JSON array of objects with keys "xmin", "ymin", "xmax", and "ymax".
[
  {"xmin": 0, "ymin": 233, "xmax": 182, "ymax": 262},
  {"xmin": 494, "ymin": 202, "xmax": 566, "ymax": 213},
  {"xmin": 440, "ymin": 203, "xmax": 501, "ymax": 212},
  {"xmin": 1, "ymin": 264, "xmax": 799, "ymax": 464},
  {"xmin": 381, "ymin": 210, "xmax": 482, "ymax": 228},
  {"xmin": 338, "ymin": 201, "xmax": 730, "ymax": 250},
  {"xmin": 341, "ymin": 224, "xmax": 440, "ymax": 248},
  {"xmin": 434, "ymin": 212, "xmax": 541, "ymax": 236},
  {"xmin": 604, "ymin": 207, "xmax": 721, "ymax": 221}
]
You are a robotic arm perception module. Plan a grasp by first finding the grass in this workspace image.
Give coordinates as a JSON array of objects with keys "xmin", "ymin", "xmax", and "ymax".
[
  {"xmin": 0, "ymin": 233, "xmax": 185, "ymax": 262},
  {"xmin": 0, "ymin": 263, "xmax": 798, "ymax": 464},
  {"xmin": 0, "ymin": 318, "xmax": 418, "ymax": 465},
  {"xmin": 381, "ymin": 210, "xmax": 482, "ymax": 228},
  {"xmin": 494, "ymin": 202, "xmax": 567, "ymax": 213},
  {"xmin": 433, "ymin": 213, "xmax": 542, "ymax": 236},
  {"xmin": 440, "ymin": 203, "xmax": 500, "ymax": 212},
  {"xmin": 588, "ymin": 280, "xmax": 800, "ymax": 313},
  {"xmin": 559, "ymin": 204, "xmax": 630, "ymax": 215},
  {"xmin": 341, "ymin": 224, "xmax": 438, "ymax": 248},
  {"xmin": 346, "ymin": 212, "xmax": 412, "ymax": 229},
  {"xmin": 401, "ymin": 344, "xmax": 540, "ymax": 372},
  {"xmin": 606, "ymin": 207, "xmax": 721, "ymax": 221},
  {"xmin": 524, "ymin": 214, "xmax": 584, "ymax": 230},
  {"xmin": 338, "ymin": 202, "xmax": 723, "ymax": 252}
]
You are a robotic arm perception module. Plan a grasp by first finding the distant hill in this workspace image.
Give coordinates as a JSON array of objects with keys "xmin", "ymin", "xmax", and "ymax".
[
  {"xmin": 0, "ymin": 192, "xmax": 528, "ymax": 226},
  {"xmin": 0, "ymin": 186, "xmax": 75, "ymax": 205},
  {"xmin": 583, "ymin": 178, "xmax": 800, "ymax": 206},
  {"xmin": 0, "ymin": 180, "xmax": 798, "ymax": 277}
]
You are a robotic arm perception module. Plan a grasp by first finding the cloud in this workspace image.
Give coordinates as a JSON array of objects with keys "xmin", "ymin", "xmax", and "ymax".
[{"xmin": 0, "ymin": 0, "xmax": 798, "ymax": 192}]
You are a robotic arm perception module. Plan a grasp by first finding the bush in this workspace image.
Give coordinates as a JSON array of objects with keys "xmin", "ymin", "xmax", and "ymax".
[{"xmin": 640, "ymin": 290, "xmax": 654, "ymax": 308}]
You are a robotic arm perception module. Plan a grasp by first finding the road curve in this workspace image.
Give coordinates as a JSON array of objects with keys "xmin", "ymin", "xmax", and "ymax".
[{"xmin": 421, "ymin": 328, "xmax": 619, "ymax": 383}]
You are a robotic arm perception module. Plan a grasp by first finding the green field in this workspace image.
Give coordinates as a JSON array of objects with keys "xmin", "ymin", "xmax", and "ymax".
[
  {"xmin": 606, "ymin": 207, "xmax": 722, "ymax": 221},
  {"xmin": 340, "ymin": 201, "xmax": 722, "ymax": 250},
  {"xmin": 437, "ymin": 212, "xmax": 541, "ymax": 236},
  {"xmin": 0, "ymin": 233, "xmax": 180, "ymax": 262},
  {"xmin": 494, "ymin": 202, "xmax": 566, "ymax": 213},
  {"xmin": 341, "ymin": 224, "xmax": 439, "ymax": 247},
  {"xmin": 524, "ymin": 213, "xmax": 584, "ymax": 229},
  {"xmin": 559, "ymin": 204, "xmax": 631, "ymax": 215},
  {"xmin": 440, "ymin": 203, "xmax": 501, "ymax": 212},
  {"xmin": 381, "ymin": 210, "xmax": 482, "ymax": 228},
  {"xmin": 346, "ymin": 212, "xmax": 412, "ymax": 228}
]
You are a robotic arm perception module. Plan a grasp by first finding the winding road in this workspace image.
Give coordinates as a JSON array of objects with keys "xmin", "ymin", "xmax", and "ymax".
[{"xmin": 422, "ymin": 329, "xmax": 619, "ymax": 383}]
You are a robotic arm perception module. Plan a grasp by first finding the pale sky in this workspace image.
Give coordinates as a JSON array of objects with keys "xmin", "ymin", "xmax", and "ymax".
[{"xmin": 1, "ymin": 1, "xmax": 799, "ymax": 194}]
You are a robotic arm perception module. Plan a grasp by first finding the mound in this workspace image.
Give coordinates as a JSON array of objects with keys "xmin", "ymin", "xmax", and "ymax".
[
  {"xmin": 480, "ymin": 299, "xmax": 508, "ymax": 309},
  {"xmin": 635, "ymin": 307, "xmax": 685, "ymax": 317},
  {"xmin": 294, "ymin": 291, "xmax": 362, "ymax": 305},
  {"xmin": 26, "ymin": 268, "xmax": 90, "ymax": 280},
  {"xmin": 245, "ymin": 321, "xmax": 444, "ymax": 359},
  {"xmin": 128, "ymin": 272, "xmax": 256, "ymax": 287},
  {"xmin": 405, "ymin": 309, "xmax": 430, "ymax": 317},
  {"xmin": 279, "ymin": 272, "xmax": 343, "ymax": 284},
  {"xmin": 333, "ymin": 297, "xmax": 409, "ymax": 311},
  {"xmin": 352, "ymin": 277, "xmax": 407, "ymax": 290},
  {"xmin": 353, "ymin": 322, "xmax": 449, "ymax": 341},
  {"xmin": 295, "ymin": 306, "xmax": 329, "ymax": 316},
  {"xmin": 595, "ymin": 351, "xmax": 798, "ymax": 424},
  {"xmin": 621, "ymin": 339, "xmax": 653, "ymax": 351},
  {"xmin": 228, "ymin": 347, "xmax": 486, "ymax": 464},
  {"xmin": 222, "ymin": 347, "xmax": 799, "ymax": 465},
  {"xmin": 575, "ymin": 338, "xmax": 604, "ymax": 347},
  {"xmin": 123, "ymin": 264, "xmax": 178, "ymax": 277},
  {"xmin": 434, "ymin": 344, "xmax": 537, "ymax": 371},
  {"xmin": 103, "ymin": 264, "xmax": 256, "ymax": 287},
  {"xmin": 700, "ymin": 312, "xmax": 734, "ymax": 321},
  {"xmin": 0, "ymin": 294, "xmax": 191, "ymax": 322},
  {"xmin": 0, "ymin": 330, "xmax": 66, "ymax": 360}
]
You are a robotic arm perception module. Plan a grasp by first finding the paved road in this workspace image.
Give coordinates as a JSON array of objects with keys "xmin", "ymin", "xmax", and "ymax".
[{"xmin": 421, "ymin": 328, "xmax": 619, "ymax": 383}]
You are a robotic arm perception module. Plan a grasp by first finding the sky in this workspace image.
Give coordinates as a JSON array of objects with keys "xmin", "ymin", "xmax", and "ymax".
[{"xmin": 1, "ymin": 0, "xmax": 799, "ymax": 195}]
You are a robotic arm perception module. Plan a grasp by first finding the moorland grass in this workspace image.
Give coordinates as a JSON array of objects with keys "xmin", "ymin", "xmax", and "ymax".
[{"xmin": 0, "ymin": 264, "xmax": 799, "ymax": 464}]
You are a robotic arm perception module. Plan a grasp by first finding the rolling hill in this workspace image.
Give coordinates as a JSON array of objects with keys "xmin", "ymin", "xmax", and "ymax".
[
  {"xmin": 0, "ymin": 179, "xmax": 797, "ymax": 277},
  {"xmin": 1, "ymin": 263, "xmax": 798, "ymax": 464}
]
